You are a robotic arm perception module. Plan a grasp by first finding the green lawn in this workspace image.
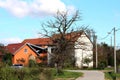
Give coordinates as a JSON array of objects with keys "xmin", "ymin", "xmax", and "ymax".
[
  {"xmin": 105, "ymin": 72, "xmax": 120, "ymax": 80},
  {"xmin": 54, "ymin": 70, "xmax": 83, "ymax": 79},
  {"xmin": 0, "ymin": 67, "xmax": 83, "ymax": 80}
]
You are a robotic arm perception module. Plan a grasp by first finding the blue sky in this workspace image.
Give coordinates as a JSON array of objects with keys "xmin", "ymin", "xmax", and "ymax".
[{"xmin": 0, "ymin": 0, "xmax": 120, "ymax": 47}]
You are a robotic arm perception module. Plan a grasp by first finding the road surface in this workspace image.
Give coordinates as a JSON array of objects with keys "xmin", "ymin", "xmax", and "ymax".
[{"xmin": 67, "ymin": 70, "xmax": 104, "ymax": 80}]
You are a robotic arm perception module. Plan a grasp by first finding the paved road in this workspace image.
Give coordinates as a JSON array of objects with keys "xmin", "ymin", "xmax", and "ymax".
[{"xmin": 67, "ymin": 70, "xmax": 104, "ymax": 80}]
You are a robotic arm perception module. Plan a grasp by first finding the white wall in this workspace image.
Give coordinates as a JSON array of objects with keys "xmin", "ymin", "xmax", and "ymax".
[
  {"xmin": 74, "ymin": 32, "xmax": 93, "ymax": 68},
  {"xmin": 47, "ymin": 46, "xmax": 52, "ymax": 65}
]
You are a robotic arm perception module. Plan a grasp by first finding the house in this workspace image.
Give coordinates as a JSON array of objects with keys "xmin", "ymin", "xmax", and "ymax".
[
  {"xmin": 51, "ymin": 31, "xmax": 93, "ymax": 68},
  {"xmin": 5, "ymin": 31, "xmax": 93, "ymax": 68},
  {"xmin": 6, "ymin": 43, "xmax": 47, "ymax": 66}
]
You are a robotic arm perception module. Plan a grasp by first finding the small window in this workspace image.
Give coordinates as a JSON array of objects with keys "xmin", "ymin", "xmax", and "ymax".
[{"xmin": 24, "ymin": 49, "xmax": 28, "ymax": 53}]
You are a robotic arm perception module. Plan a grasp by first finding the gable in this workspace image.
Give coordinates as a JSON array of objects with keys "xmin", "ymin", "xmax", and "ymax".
[
  {"xmin": 14, "ymin": 43, "xmax": 38, "ymax": 57},
  {"xmin": 75, "ymin": 32, "xmax": 93, "ymax": 50}
]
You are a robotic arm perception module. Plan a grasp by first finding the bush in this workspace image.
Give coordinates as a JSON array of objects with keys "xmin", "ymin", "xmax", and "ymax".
[
  {"xmin": 105, "ymin": 72, "xmax": 117, "ymax": 80},
  {"xmin": 29, "ymin": 59, "xmax": 37, "ymax": 67},
  {"xmin": 37, "ymin": 63, "xmax": 47, "ymax": 67},
  {"xmin": 40, "ymin": 68, "xmax": 53, "ymax": 80},
  {"xmin": 0, "ymin": 67, "xmax": 19, "ymax": 80},
  {"xmin": 98, "ymin": 61, "xmax": 107, "ymax": 69}
]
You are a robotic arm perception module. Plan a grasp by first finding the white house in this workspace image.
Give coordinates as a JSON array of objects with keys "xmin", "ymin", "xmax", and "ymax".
[
  {"xmin": 74, "ymin": 32, "xmax": 93, "ymax": 68},
  {"xmin": 47, "ymin": 31, "xmax": 93, "ymax": 68}
]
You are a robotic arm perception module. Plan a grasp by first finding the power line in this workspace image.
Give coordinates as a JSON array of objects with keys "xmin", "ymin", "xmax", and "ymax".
[
  {"xmin": 98, "ymin": 34, "xmax": 110, "ymax": 40},
  {"xmin": 98, "ymin": 28, "xmax": 114, "ymax": 40}
]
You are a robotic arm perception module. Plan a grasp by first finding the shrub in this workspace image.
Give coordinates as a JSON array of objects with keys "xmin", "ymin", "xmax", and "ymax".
[
  {"xmin": 37, "ymin": 62, "xmax": 47, "ymax": 67},
  {"xmin": 29, "ymin": 59, "xmax": 37, "ymax": 67},
  {"xmin": 40, "ymin": 68, "xmax": 53, "ymax": 80},
  {"xmin": 98, "ymin": 61, "xmax": 107, "ymax": 69}
]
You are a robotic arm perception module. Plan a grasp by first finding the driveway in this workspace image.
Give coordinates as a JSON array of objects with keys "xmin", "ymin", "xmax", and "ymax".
[{"xmin": 67, "ymin": 70, "xmax": 104, "ymax": 80}]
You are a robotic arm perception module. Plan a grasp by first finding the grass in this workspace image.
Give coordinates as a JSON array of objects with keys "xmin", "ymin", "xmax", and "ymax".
[
  {"xmin": 105, "ymin": 72, "xmax": 120, "ymax": 80},
  {"xmin": 50, "ymin": 68, "xmax": 83, "ymax": 80},
  {"xmin": 54, "ymin": 70, "xmax": 83, "ymax": 79},
  {"xmin": 0, "ymin": 66, "xmax": 83, "ymax": 80},
  {"xmin": 105, "ymin": 72, "xmax": 113, "ymax": 80}
]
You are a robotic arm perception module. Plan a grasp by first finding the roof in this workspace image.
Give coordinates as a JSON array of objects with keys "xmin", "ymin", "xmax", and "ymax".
[
  {"xmin": 6, "ymin": 43, "xmax": 24, "ymax": 55},
  {"xmin": 26, "ymin": 43, "xmax": 47, "ymax": 56},
  {"xmin": 52, "ymin": 31, "xmax": 84, "ymax": 42},
  {"xmin": 6, "ymin": 38, "xmax": 51, "ymax": 55},
  {"xmin": 6, "ymin": 42, "xmax": 47, "ymax": 55},
  {"xmin": 6, "ymin": 31, "xmax": 92, "ymax": 55},
  {"xmin": 22, "ymin": 38, "xmax": 52, "ymax": 45}
]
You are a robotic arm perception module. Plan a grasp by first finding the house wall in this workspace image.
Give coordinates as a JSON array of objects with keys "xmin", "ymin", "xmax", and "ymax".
[
  {"xmin": 13, "ymin": 45, "xmax": 38, "ymax": 66},
  {"xmin": 47, "ymin": 46, "xmax": 52, "ymax": 65},
  {"xmin": 74, "ymin": 33, "xmax": 93, "ymax": 68}
]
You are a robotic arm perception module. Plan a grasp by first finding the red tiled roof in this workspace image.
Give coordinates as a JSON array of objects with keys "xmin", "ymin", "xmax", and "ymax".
[
  {"xmin": 6, "ymin": 43, "xmax": 24, "ymax": 54},
  {"xmin": 52, "ymin": 31, "xmax": 83, "ymax": 42},
  {"xmin": 6, "ymin": 31, "xmax": 86, "ymax": 55},
  {"xmin": 6, "ymin": 38, "xmax": 52, "ymax": 55},
  {"xmin": 22, "ymin": 38, "xmax": 52, "ymax": 45}
]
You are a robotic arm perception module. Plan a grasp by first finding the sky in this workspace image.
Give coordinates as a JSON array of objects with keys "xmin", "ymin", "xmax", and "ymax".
[{"xmin": 0, "ymin": 0, "xmax": 120, "ymax": 47}]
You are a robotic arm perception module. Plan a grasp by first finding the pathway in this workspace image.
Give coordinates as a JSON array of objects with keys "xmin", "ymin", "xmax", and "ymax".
[{"xmin": 67, "ymin": 70, "xmax": 105, "ymax": 80}]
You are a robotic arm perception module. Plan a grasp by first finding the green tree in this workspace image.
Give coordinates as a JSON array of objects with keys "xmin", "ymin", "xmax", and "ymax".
[
  {"xmin": 2, "ymin": 53, "xmax": 12, "ymax": 66},
  {"xmin": 0, "ymin": 43, "xmax": 5, "ymax": 53},
  {"xmin": 116, "ymin": 49, "xmax": 120, "ymax": 72},
  {"xmin": 0, "ymin": 43, "xmax": 13, "ymax": 66},
  {"xmin": 97, "ymin": 43, "xmax": 113, "ymax": 68}
]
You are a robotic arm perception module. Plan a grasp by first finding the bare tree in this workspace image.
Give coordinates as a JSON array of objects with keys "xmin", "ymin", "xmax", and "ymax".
[{"xmin": 41, "ymin": 10, "xmax": 87, "ymax": 74}]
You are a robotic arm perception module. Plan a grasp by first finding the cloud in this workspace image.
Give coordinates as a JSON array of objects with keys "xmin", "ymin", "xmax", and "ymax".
[
  {"xmin": 0, "ymin": 0, "xmax": 75, "ymax": 18},
  {"xmin": 0, "ymin": 37, "xmax": 22, "ymax": 45}
]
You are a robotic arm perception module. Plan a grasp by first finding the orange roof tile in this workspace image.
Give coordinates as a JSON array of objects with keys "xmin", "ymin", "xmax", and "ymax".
[
  {"xmin": 52, "ymin": 31, "xmax": 83, "ymax": 42},
  {"xmin": 22, "ymin": 38, "xmax": 52, "ymax": 45}
]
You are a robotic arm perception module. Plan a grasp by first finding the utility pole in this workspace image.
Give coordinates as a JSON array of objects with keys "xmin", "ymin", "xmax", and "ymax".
[
  {"xmin": 114, "ymin": 27, "xmax": 117, "ymax": 73},
  {"xmin": 95, "ymin": 35, "xmax": 98, "ymax": 68}
]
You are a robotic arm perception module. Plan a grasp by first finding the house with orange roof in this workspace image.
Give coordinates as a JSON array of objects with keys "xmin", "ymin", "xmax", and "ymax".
[{"xmin": 6, "ymin": 43, "xmax": 47, "ymax": 66}]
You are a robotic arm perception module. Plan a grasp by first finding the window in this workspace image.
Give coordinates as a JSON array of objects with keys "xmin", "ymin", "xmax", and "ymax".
[{"xmin": 24, "ymin": 49, "xmax": 28, "ymax": 53}]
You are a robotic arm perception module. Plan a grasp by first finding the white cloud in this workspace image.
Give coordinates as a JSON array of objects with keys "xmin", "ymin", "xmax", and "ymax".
[
  {"xmin": 0, "ymin": 37, "xmax": 22, "ymax": 45},
  {"xmin": 0, "ymin": 0, "xmax": 75, "ymax": 18}
]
